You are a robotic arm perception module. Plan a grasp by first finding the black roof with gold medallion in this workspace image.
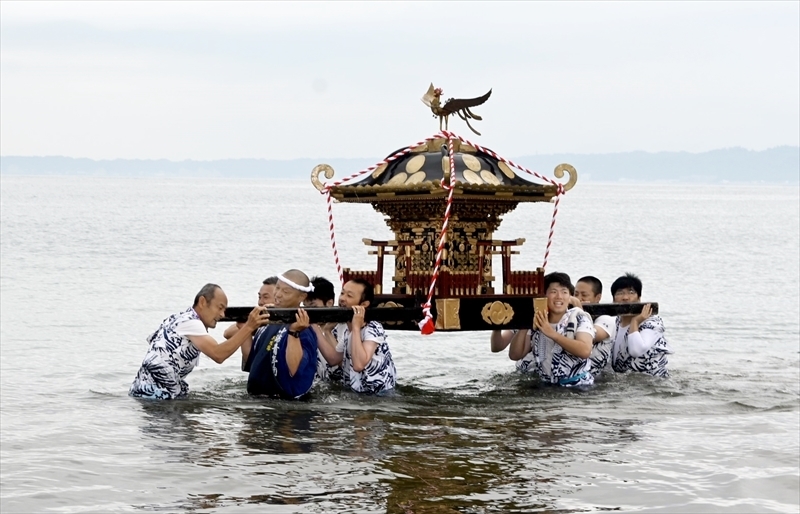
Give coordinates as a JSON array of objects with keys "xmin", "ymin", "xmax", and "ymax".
[{"xmin": 312, "ymin": 136, "xmax": 576, "ymax": 204}]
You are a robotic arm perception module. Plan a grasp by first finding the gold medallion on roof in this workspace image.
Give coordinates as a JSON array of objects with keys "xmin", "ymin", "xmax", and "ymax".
[
  {"xmin": 498, "ymin": 161, "xmax": 515, "ymax": 179},
  {"xmin": 463, "ymin": 169, "xmax": 484, "ymax": 185},
  {"xmin": 406, "ymin": 171, "xmax": 427, "ymax": 185},
  {"xmin": 372, "ymin": 162, "xmax": 388, "ymax": 179},
  {"xmin": 405, "ymin": 155, "xmax": 426, "ymax": 174},
  {"xmin": 441, "ymin": 156, "xmax": 451, "ymax": 175},
  {"xmin": 387, "ymin": 172, "xmax": 409, "ymax": 185},
  {"xmin": 462, "ymin": 154, "xmax": 481, "ymax": 172},
  {"xmin": 480, "ymin": 170, "xmax": 501, "ymax": 185}
]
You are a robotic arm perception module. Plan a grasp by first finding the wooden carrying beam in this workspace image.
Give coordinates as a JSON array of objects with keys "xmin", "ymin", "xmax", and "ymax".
[
  {"xmin": 221, "ymin": 301, "xmax": 658, "ymax": 332},
  {"xmin": 222, "ymin": 306, "xmax": 424, "ymax": 326}
]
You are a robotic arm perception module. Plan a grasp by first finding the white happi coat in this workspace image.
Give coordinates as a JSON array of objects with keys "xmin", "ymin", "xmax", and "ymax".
[
  {"xmin": 516, "ymin": 308, "xmax": 596, "ymax": 387},
  {"xmin": 332, "ymin": 321, "xmax": 396, "ymax": 394},
  {"xmin": 612, "ymin": 315, "xmax": 671, "ymax": 377}
]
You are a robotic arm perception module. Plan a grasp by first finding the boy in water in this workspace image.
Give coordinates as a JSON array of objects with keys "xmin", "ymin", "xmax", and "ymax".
[
  {"xmin": 509, "ymin": 272, "xmax": 596, "ymax": 387},
  {"xmin": 574, "ymin": 276, "xmax": 617, "ymax": 378},
  {"xmin": 610, "ymin": 273, "xmax": 671, "ymax": 377}
]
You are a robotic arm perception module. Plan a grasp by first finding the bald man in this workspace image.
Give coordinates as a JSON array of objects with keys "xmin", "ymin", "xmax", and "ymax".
[
  {"xmin": 130, "ymin": 283, "xmax": 269, "ymax": 400},
  {"xmin": 243, "ymin": 269, "xmax": 319, "ymax": 399}
]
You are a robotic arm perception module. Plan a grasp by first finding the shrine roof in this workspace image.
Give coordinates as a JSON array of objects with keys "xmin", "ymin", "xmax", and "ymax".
[{"xmin": 312, "ymin": 137, "xmax": 575, "ymax": 203}]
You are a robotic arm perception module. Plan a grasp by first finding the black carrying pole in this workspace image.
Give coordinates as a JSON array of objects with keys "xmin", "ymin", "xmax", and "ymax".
[
  {"xmin": 221, "ymin": 302, "xmax": 658, "ymax": 330},
  {"xmin": 221, "ymin": 306, "xmax": 424, "ymax": 324},
  {"xmin": 581, "ymin": 302, "xmax": 659, "ymax": 318}
]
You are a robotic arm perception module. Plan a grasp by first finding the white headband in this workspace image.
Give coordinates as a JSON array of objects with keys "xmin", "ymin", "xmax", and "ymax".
[{"xmin": 278, "ymin": 274, "xmax": 315, "ymax": 293}]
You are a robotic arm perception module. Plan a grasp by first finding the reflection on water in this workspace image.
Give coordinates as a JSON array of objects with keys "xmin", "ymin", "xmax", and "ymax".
[{"xmin": 131, "ymin": 380, "xmax": 652, "ymax": 513}]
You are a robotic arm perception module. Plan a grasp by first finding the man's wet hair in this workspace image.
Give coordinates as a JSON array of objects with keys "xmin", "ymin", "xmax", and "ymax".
[
  {"xmin": 611, "ymin": 272, "xmax": 643, "ymax": 297},
  {"xmin": 577, "ymin": 276, "xmax": 603, "ymax": 296},
  {"xmin": 543, "ymin": 272, "xmax": 574, "ymax": 296},
  {"xmin": 349, "ymin": 278, "xmax": 374, "ymax": 306},
  {"xmin": 263, "ymin": 276, "xmax": 278, "ymax": 285},
  {"xmin": 306, "ymin": 276, "xmax": 336, "ymax": 304},
  {"xmin": 193, "ymin": 283, "xmax": 221, "ymax": 307}
]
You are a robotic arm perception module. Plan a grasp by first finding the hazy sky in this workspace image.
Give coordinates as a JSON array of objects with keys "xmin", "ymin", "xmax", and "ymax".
[{"xmin": 1, "ymin": 1, "xmax": 798, "ymax": 160}]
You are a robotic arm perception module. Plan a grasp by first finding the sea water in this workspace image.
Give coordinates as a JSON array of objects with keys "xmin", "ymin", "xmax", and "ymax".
[{"xmin": 1, "ymin": 175, "xmax": 798, "ymax": 513}]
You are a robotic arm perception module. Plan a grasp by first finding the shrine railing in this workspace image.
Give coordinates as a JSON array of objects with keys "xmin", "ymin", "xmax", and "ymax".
[
  {"xmin": 505, "ymin": 269, "xmax": 545, "ymax": 296},
  {"xmin": 342, "ymin": 238, "xmax": 546, "ymax": 298},
  {"xmin": 405, "ymin": 269, "xmax": 483, "ymax": 297},
  {"xmin": 342, "ymin": 268, "xmax": 383, "ymax": 294}
]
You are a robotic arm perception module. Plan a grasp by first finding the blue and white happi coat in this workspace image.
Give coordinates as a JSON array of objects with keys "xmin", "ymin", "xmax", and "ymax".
[
  {"xmin": 516, "ymin": 308, "xmax": 596, "ymax": 387},
  {"xmin": 612, "ymin": 315, "xmax": 671, "ymax": 377},
  {"xmin": 333, "ymin": 321, "xmax": 396, "ymax": 394},
  {"xmin": 129, "ymin": 307, "xmax": 203, "ymax": 399}
]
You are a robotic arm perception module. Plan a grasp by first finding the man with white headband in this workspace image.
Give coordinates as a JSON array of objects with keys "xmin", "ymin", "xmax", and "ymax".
[{"xmin": 242, "ymin": 269, "xmax": 319, "ymax": 399}]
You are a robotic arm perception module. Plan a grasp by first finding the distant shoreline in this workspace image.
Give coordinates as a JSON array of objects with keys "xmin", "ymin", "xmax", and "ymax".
[
  {"xmin": 1, "ymin": 146, "xmax": 798, "ymax": 184},
  {"xmin": 2, "ymin": 175, "xmax": 796, "ymax": 187}
]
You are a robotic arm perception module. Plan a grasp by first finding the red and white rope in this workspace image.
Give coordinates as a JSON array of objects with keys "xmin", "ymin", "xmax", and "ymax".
[
  {"xmin": 320, "ymin": 133, "xmax": 446, "ymax": 285},
  {"xmin": 322, "ymin": 135, "xmax": 441, "ymax": 189},
  {"xmin": 418, "ymin": 135, "xmax": 457, "ymax": 334},
  {"xmin": 440, "ymin": 130, "xmax": 565, "ymax": 269},
  {"xmin": 324, "ymin": 191, "xmax": 344, "ymax": 285}
]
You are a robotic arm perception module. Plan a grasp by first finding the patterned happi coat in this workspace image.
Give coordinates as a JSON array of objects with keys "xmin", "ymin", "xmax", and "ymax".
[
  {"xmin": 129, "ymin": 308, "xmax": 202, "ymax": 399},
  {"xmin": 612, "ymin": 316, "xmax": 672, "ymax": 378},
  {"xmin": 515, "ymin": 308, "xmax": 595, "ymax": 387},
  {"xmin": 315, "ymin": 352, "xmax": 343, "ymax": 384},
  {"xmin": 587, "ymin": 315, "xmax": 616, "ymax": 378},
  {"xmin": 332, "ymin": 321, "xmax": 396, "ymax": 394}
]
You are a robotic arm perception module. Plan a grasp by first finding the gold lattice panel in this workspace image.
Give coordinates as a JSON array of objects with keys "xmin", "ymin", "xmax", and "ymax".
[
  {"xmin": 376, "ymin": 198, "xmax": 517, "ymax": 225},
  {"xmin": 389, "ymin": 220, "xmax": 496, "ymax": 293}
]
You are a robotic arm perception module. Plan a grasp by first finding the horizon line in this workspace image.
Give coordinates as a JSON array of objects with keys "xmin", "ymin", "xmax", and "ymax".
[{"xmin": 1, "ymin": 145, "xmax": 798, "ymax": 162}]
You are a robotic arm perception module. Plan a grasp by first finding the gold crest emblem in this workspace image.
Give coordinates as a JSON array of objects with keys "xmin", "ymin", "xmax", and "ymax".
[{"xmin": 481, "ymin": 301, "xmax": 514, "ymax": 325}]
